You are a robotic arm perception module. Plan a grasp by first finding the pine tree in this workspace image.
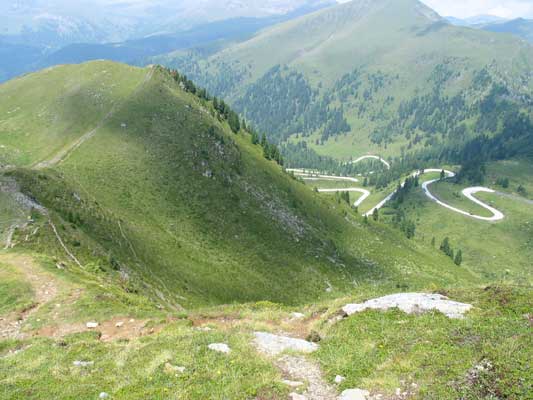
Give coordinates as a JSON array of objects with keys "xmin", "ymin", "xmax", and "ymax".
[
  {"xmin": 251, "ymin": 130, "xmax": 259, "ymax": 145},
  {"xmin": 454, "ymin": 250, "xmax": 463, "ymax": 266},
  {"xmin": 372, "ymin": 208, "xmax": 379, "ymax": 221},
  {"xmin": 228, "ymin": 112, "xmax": 240, "ymax": 133},
  {"xmin": 440, "ymin": 169, "xmax": 446, "ymax": 180},
  {"xmin": 440, "ymin": 237, "xmax": 451, "ymax": 256}
]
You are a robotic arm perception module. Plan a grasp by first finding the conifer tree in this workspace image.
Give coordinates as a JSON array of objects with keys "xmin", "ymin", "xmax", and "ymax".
[{"xmin": 454, "ymin": 250, "xmax": 463, "ymax": 266}]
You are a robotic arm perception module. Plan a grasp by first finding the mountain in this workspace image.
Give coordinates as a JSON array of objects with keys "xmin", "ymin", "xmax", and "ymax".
[
  {"xmin": 481, "ymin": 18, "xmax": 533, "ymax": 43},
  {"xmin": 0, "ymin": 60, "xmax": 461, "ymax": 308},
  {"xmin": 446, "ymin": 14, "xmax": 507, "ymax": 27},
  {"xmin": 0, "ymin": 0, "xmax": 336, "ymax": 47},
  {"xmin": 38, "ymin": 5, "xmax": 336, "ymax": 70},
  {"xmin": 160, "ymin": 0, "xmax": 533, "ymax": 166},
  {"xmin": 0, "ymin": 1, "xmax": 335, "ymax": 83}
]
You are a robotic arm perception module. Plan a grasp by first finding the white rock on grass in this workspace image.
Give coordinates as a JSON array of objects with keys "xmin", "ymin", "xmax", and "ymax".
[
  {"xmin": 208, "ymin": 343, "xmax": 231, "ymax": 354},
  {"xmin": 86, "ymin": 322, "xmax": 99, "ymax": 329},
  {"xmin": 73, "ymin": 361, "xmax": 94, "ymax": 367},
  {"xmin": 338, "ymin": 388, "xmax": 370, "ymax": 400},
  {"xmin": 164, "ymin": 362, "xmax": 186, "ymax": 374},
  {"xmin": 291, "ymin": 312, "xmax": 305, "ymax": 319},
  {"xmin": 99, "ymin": 393, "xmax": 110, "ymax": 399},
  {"xmin": 342, "ymin": 293, "xmax": 472, "ymax": 319},
  {"xmin": 253, "ymin": 332, "xmax": 318, "ymax": 356},
  {"xmin": 335, "ymin": 375, "xmax": 346, "ymax": 384}
]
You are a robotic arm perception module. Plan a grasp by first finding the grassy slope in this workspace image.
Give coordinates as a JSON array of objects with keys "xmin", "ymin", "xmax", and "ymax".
[
  {"xmin": 0, "ymin": 62, "xmax": 146, "ymax": 166},
  {"xmin": 0, "ymin": 250, "xmax": 530, "ymax": 399},
  {"xmin": 1, "ymin": 61, "xmax": 472, "ymax": 310},
  {"xmin": 0, "ymin": 260, "xmax": 34, "ymax": 315},
  {"xmin": 0, "ymin": 61, "xmax": 530, "ymax": 399},
  {"xmin": 317, "ymin": 286, "xmax": 533, "ymax": 399}
]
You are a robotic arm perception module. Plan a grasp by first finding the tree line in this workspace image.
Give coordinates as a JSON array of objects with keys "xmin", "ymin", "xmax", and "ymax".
[{"xmin": 167, "ymin": 67, "xmax": 283, "ymax": 167}]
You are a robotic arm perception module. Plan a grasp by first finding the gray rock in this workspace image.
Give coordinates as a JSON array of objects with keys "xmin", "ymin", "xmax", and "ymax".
[
  {"xmin": 342, "ymin": 293, "xmax": 472, "ymax": 319},
  {"xmin": 334, "ymin": 375, "xmax": 346, "ymax": 384},
  {"xmin": 253, "ymin": 332, "xmax": 318, "ymax": 356},
  {"xmin": 338, "ymin": 388, "xmax": 370, "ymax": 400},
  {"xmin": 86, "ymin": 322, "xmax": 99, "ymax": 329},
  {"xmin": 99, "ymin": 393, "xmax": 110, "ymax": 399},
  {"xmin": 208, "ymin": 343, "xmax": 231, "ymax": 354}
]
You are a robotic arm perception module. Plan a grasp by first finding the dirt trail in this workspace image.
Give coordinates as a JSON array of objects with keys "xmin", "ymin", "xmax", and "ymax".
[
  {"xmin": 36, "ymin": 317, "xmax": 165, "ymax": 342},
  {"xmin": 0, "ymin": 253, "xmax": 59, "ymax": 339},
  {"xmin": 278, "ymin": 354, "xmax": 337, "ymax": 400},
  {"xmin": 0, "ymin": 253, "xmax": 164, "ymax": 342}
]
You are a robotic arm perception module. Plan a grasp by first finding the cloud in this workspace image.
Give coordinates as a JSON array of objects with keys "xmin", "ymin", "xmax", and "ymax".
[{"xmin": 419, "ymin": 0, "xmax": 533, "ymax": 19}]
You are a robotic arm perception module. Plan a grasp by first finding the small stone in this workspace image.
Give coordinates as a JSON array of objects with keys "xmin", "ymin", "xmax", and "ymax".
[
  {"xmin": 195, "ymin": 326, "xmax": 212, "ymax": 332},
  {"xmin": 282, "ymin": 380, "xmax": 304, "ymax": 387},
  {"xmin": 335, "ymin": 375, "xmax": 346, "ymax": 384},
  {"xmin": 99, "ymin": 393, "xmax": 110, "ymax": 399},
  {"xmin": 115, "ymin": 322, "xmax": 124, "ymax": 328},
  {"xmin": 86, "ymin": 322, "xmax": 99, "ymax": 329},
  {"xmin": 73, "ymin": 361, "xmax": 94, "ymax": 367},
  {"xmin": 306, "ymin": 330, "xmax": 322, "ymax": 343},
  {"xmin": 208, "ymin": 343, "xmax": 231, "ymax": 354},
  {"xmin": 291, "ymin": 312, "xmax": 305, "ymax": 319},
  {"xmin": 338, "ymin": 389, "xmax": 370, "ymax": 400},
  {"xmin": 164, "ymin": 363, "xmax": 186, "ymax": 374}
]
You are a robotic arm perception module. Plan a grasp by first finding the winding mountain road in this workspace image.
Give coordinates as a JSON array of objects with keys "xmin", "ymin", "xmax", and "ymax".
[
  {"xmin": 289, "ymin": 161, "xmax": 505, "ymax": 222},
  {"xmin": 349, "ymin": 155, "xmax": 391, "ymax": 169},
  {"xmin": 420, "ymin": 170, "xmax": 504, "ymax": 222}
]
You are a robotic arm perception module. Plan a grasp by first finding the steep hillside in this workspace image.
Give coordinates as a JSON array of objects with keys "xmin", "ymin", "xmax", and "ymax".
[
  {"xmin": 0, "ymin": 61, "xmax": 469, "ymax": 309},
  {"xmin": 162, "ymin": 0, "xmax": 533, "ymax": 162}
]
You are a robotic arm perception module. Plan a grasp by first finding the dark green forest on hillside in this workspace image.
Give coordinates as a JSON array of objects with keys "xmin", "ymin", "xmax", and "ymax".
[
  {"xmin": 165, "ymin": 53, "xmax": 533, "ymax": 177},
  {"xmin": 234, "ymin": 65, "xmax": 350, "ymax": 143}
]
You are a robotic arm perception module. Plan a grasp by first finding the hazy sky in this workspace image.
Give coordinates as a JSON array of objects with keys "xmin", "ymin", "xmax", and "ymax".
[{"xmin": 419, "ymin": 0, "xmax": 533, "ymax": 18}]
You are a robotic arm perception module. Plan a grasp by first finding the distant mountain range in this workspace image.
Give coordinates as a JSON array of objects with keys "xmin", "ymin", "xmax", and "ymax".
[
  {"xmin": 0, "ymin": 0, "xmax": 335, "ymax": 82},
  {"xmin": 446, "ymin": 15, "xmax": 533, "ymax": 43},
  {"xmin": 0, "ymin": 0, "xmax": 335, "ymax": 47},
  {"xmin": 445, "ymin": 15, "xmax": 508, "ymax": 27}
]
